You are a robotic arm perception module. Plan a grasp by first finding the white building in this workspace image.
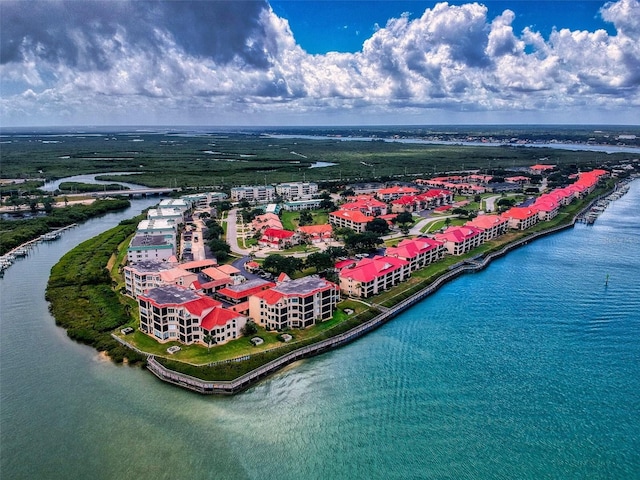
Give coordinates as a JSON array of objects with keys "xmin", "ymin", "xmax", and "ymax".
[
  {"xmin": 137, "ymin": 219, "xmax": 177, "ymax": 247},
  {"xmin": 230, "ymin": 185, "xmax": 276, "ymax": 203},
  {"xmin": 275, "ymin": 182, "xmax": 319, "ymax": 200},
  {"xmin": 127, "ymin": 234, "xmax": 174, "ymax": 263},
  {"xmin": 147, "ymin": 207, "xmax": 184, "ymax": 225},
  {"xmin": 159, "ymin": 198, "xmax": 189, "ymax": 213},
  {"xmin": 123, "ymin": 260, "xmax": 175, "ymax": 298}
]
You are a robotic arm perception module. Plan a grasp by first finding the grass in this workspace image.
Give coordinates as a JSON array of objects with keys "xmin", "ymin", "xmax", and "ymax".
[{"xmin": 280, "ymin": 209, "xmax": 330, "ymax": 231}]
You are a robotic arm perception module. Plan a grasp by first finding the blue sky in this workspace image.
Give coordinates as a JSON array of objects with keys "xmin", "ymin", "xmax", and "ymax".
[
  {"xmin": 270, "ymin": 1, "xmax": 616, "ymax": 54},
  {"xmin": 1, "ymin": 0, "xmax": 639, "ymax": 127}
]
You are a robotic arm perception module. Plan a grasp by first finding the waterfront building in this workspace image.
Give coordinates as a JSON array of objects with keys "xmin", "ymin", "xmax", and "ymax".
[
  {"xmin": 159, "ymin": 198, "xmax": 190, "ymax": 214},
  {"xmin": 181, "ymin": 192, "xmax": 228, "ymax": 209},
  {"xmin": 502, "ymin": 207, "xmax": 539, "ymax": 230},
  {"xmin": 532, "ymin": 195, "xmax": 560, "ymax": 221},
  {"xmin": 339, "ymin": 255, "xmax": 410, "ymax": 298},
  {"xmin": 230, "ymin": 185, "xmax": 276, "ymax": 203},
  {"xmin": 329, "ymin": 210, "xmax": 374, "ymax": 233},
  {"xmin": 216, "ymin": 278, "xmax": 276, "ymax": 314},
  {"xmin": 275, "ymin": 182, "xmax": 319, "ymax": 200},
  {"xmin": 138, "ymin": 285, "xmax": 246, "ymax": 346},
  {"xmin": 346, "ymin": 182, "xmax": 384, "ymax": 195},
  {"xmin": 127, "ymin": 234, "xmax": 174, "ymax": 263},
  {"xmin": 248, "ymin": 276, "xmax": 339, "ymax": 330},
  {"xmin": 147, "ymin": 207, "xmax": 184, "ymax": 225},
  {"xmin": 136, "ymin": 218, "xmax": 177, "ymax": 247},
  {"xmin": 123, "ymin": 260, "xmax": 175, "ymax": 298},
  {"xmin": 297, "ymin": 224, "xmax": 333, "ymax": 243},
  {"xmin": 434, "ymin": 226, "xmax": 484, "ymax": 255},
  {"xmin": 466, "ymin": 214, "xmax": 509, "ymax": 241},
  {"xmin": 385, "ymin": 238, "xmax": 445, "ymax": 272}
]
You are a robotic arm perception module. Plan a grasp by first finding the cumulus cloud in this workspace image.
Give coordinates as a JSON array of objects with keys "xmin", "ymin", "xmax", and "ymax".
[{"xmin": 1, "ymin": 0, "xmax": 639, "ymax": 125}]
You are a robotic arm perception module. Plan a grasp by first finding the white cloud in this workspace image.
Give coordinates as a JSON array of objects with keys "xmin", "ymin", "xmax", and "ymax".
[{"xmin": 1, "ymin": 0, "xmax": 639, "ymax": 125}]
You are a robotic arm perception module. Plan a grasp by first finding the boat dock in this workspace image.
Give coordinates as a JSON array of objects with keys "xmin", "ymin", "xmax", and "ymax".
[{"xmin": 0, "ymin": 224, "xmax": 77, "ymax": 275}]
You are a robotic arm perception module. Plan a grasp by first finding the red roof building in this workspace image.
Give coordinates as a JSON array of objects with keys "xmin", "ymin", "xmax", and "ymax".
[
  {"xmin": 434, "ymin": 225, "xmax": 484, "ymax": 255},
  {"xmin": 339, "ymin": 255, "xmax": 410, "ymax": 298},
  {"xmin": 340, "ymin": 196, "xmax": 388, "ymax": 216},
  {"xmin": 249, "ymin": 276, "xmax": 340, "ymax": 330},
  {"xmin": 138, "ymin": 285, "xmax": 246, "ymax": 346},
  {"xmin": 501, "ymin": 207, "xmax": 539, "ymax": 230},
  {"xmin": 385, "ymin": 238, "xmax": 445, "ymax": 271},
  {"xmin": 465, "ymin": 214, "xmax": 509, "ymax": 241},
  {"xmin": 297, "ymin": 224, "xmax": 333, "ymax": 243},
  {"xmin": 376, "ymin": 186, "xmax": 420, "ymax": 201},
  {"xmin": 259, "ymin": 228, "xmax": 299, "ymax": 249},
  {"xmin": 329, "ymin": 209, "xmax": 374, "ymax": 233}
]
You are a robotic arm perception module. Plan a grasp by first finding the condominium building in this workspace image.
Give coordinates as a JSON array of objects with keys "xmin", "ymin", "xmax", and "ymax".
[
  {"xmin": 502, "ymin": 207, "xmax": 539, "ymax": 230},
  {"xmin": 385, "ymin": 238, "xmax": 445, "ymax": 272},
  {"xmin": 329, "ymin": 210, "xmax": 374, "ymax": 233},
  {"xmin": 275, "ymin": 182, "xmax": 318, "ymax": 200},
  {"xmin": 230, "ymin": 185, "xmax": 276, "ymax": 203},
  {"xmin": 123, "ymin": 260, "xmax": 175, "ymax": 298},
  {"xmin": 138, "ymin": 285, "xmax": 246, "ymax": 346},
  {"xmin": 248, "ymin": 276, "xmax": 340, "ymax": 330},
  {"xmin": 465, "ymin": 214, "xmax": 509, "ymax": 241},
  {"xmin": 434, "ymin": 226, "xmax": 484, "ymax": 255},
  {"xmin": 339, "ymin": 255, "xmax": 410, "ymax": 298},
  {"xmin": 127, "ymin": 234, "xmax": 174, "ymax": 263}
]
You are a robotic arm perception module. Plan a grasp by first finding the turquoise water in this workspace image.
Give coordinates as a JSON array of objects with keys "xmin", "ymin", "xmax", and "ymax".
[{"xmin": 1, "ymin": 182, "xmax": 639, "ymax": 479}]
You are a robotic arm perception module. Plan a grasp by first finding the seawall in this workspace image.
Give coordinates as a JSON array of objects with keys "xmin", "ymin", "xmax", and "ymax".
[{"xmin": 136, "ymin": 186, "xmax": 622, "ymax": 394}]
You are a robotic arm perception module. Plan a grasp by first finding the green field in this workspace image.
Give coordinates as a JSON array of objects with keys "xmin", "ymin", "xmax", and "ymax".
[{"xmin": 2, "ymin": 128, "xmax": 635, "ymax": 190}]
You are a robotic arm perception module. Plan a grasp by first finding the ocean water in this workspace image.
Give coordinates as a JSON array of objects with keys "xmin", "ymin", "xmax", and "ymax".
[{"xmin": 1, "ymin": 181, "xmax": 639, "ymax": 479}]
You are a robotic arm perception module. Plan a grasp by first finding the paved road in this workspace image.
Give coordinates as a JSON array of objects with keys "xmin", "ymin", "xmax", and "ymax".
[{"xmin": 226, "ymin": 209, "xmax": 251, "ymax": 256}]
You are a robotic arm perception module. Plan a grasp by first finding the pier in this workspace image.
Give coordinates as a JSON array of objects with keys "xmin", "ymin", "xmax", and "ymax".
[{"xmin": 0, "ymin": 224, "xmax": 77, "ymax": 275}]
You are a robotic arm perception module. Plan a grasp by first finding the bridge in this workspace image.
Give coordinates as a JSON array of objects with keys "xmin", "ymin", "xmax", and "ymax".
[{"xmin": 90, "ymin": 187, "xmax": 180, "ymax": 198}]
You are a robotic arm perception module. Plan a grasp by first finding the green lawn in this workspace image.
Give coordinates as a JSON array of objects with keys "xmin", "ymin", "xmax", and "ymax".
[{"xmin": 280, "ymin": 209, "xmax": 329, "ymax": 230}]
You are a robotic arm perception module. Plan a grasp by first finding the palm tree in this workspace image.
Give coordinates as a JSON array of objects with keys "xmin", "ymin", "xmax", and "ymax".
[{"xmin": 203, "ymin": 332, "xmax": 216, "ymax": 353}]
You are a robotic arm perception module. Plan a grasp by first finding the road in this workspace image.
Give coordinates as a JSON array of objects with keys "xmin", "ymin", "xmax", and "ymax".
[{"xmin": 225, "ymin": 209, "xmax": 251, "ymax": 256}]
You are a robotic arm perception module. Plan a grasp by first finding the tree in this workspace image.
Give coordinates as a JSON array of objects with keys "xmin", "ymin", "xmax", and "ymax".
[
  {"xmin": 239, "ymin": 199, "xmax": 251, "ymax": 209},
  {"xmin": 325, "ymin": 246, "xmax": 347, "ymax": 260},
  {"xmin": 217, "ymin": 201, "xmax": 231, "ymax": 213},
  {"xmin": 298, "ymin": 211, "xmax": 313, "ymax": 226},
  {"xmin": 333, "ymin": 227, "xmax": 355, "ymax": 239},
  {"xmin": 319, "ymin": 198, "xmax": 335, "ymax": 211},
  {"xmin": 203, "ymin": 332, "xmax": 216, "ymax": 353},
  {"xmin": 207, "ymin": 238, "xmax": 231, "ymax": 262},
  {"xmin": 241, "ymin": 320, "xmax": 258, "ymax": 336},
  {"xmin": 344, "ymin": 231, "xmax": 383, "ymax": 254},
  {"xmin": 365, "ymin": 217, "xmax": 390, "ymax": 235},
  {"xmin": 306, "ymin": 252, "xmax": 333, "ymax": 273},
  {"xmin": 263, "ymin": 254, "xmax": 303, "ymax": 277},
  {"xmin": 341, "ymin": 188, "xmax": 355, "ymax": 197}
]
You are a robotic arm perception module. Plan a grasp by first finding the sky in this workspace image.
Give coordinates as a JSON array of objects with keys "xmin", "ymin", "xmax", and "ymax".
[{"xmin": 1, "ymin": 0, "xmax": 639, "ymax": 127}]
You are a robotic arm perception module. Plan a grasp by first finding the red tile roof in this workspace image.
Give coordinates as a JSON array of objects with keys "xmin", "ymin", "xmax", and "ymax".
[
  {"xmin": 329, "ymin": 210, "xmax": 374, "ymax": 223},
  {"xmin": 262, "ymin": 228, "xmax": 295, "ymax": 239},
  {"xmin": 466, "ymin": 214, "xmax": 507, "ymax": 230},
  {"xmin": 201, "ymin": 307, "xmax": 242, "ymax": 331},
  {"xmin": 377, "ymin": 186, "xmax": 419, "ymax": 195},
  {"xmin": 297, "ymin": 224, "xmax": 333, "ymax": 235},
  {"xmin": 217, "ymin": 281, "xmax": 275, "ymax": 300},
  {"xmin": 386, "ymin": 238, "xmax": 442, "ymax": 259},
  {"xmin": 184, "ymin": 296, "xmax": 222, "ymax": 316},
  {"xmin": 339, "ymin": 255, "xmax": 409, "ymax": 283},
  {"xmin": 502, "ymin": 206, "xmax": 539, "ymax": 220},
  {"xmin": 434, "ymin": 225, "xmax": 483, "ymax": 243}
]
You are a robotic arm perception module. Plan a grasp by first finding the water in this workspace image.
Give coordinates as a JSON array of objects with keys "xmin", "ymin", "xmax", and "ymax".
[
  {"xmin": 267, "ymin": 134, "xmax": 640, "ymax": 154},
  {"xmin": 2, "ymin": 182, "xmax": 639, "ymax": 479}
]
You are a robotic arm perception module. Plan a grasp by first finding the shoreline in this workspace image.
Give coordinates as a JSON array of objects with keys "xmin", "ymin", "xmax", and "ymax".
[{"xmin": 138, "ymin": 180, "xmax": 633, "ymax": 394}]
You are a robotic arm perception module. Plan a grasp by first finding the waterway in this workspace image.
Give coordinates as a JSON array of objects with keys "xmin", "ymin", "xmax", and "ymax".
[
  {"xmin": 267, "ymin": 134, "xmax": 640, "ymax": 154},
  {"xmin": 1, "ymin": 182, "xmax": 639, "ymax": 479}
]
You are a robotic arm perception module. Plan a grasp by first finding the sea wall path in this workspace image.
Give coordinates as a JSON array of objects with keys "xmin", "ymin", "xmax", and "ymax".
[{"xmin": 123, "ymin": 188, "xmax": 620, "ymax": 394}]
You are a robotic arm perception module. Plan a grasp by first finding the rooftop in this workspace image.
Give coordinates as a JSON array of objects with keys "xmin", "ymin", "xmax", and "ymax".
[
  {"xmin": 129, "ymin": 234, "xmax": 171, "ymax": 248},
  {"xmin": 141, "ymin": 285, "xmax": 204, "ymax": 305},
  {"xmin": 273, "ymin": 276, "xmax": 335, "ymax": 296}
]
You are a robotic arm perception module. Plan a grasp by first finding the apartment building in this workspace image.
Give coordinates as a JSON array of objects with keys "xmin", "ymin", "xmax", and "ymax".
[
  {"xmin": 339, "ymin": 255, "xmax": 410, "ymax": 298},
  {"xmin": 230, "ymin": 185, "xmax": 276, "ymax": 203},
  {"xmin": 275, "ymin": 182, "xmax": 319, "ymax": 200}
]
